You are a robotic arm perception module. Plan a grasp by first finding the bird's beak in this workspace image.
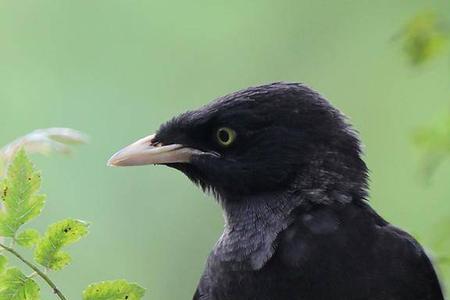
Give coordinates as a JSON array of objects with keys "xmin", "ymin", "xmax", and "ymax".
[{"xmin": 107, "ymin": 134, "xmax": 203, "ymax": 167}]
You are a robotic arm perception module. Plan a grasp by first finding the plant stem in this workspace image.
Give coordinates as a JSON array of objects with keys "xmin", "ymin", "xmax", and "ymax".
[{"xmin": 0, "ymin": 242, "xmax": 68, "ymax": 300}]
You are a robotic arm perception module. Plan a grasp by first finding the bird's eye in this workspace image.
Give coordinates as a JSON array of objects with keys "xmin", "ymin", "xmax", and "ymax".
[{"xmin": 216, "ymin": 127, "xmax": 236, "ymax": 147}]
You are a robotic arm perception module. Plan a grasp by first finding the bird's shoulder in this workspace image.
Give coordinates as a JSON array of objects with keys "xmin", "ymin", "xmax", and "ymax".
[
  {"xmin": 277, "ymin": 201, "xmax": 381, "ymax": 268},
  {"xmin": 276, "ymin": 201, "xmax": 444, "ymax": 299},
  {"xmin": 370, "ymin": 220, "xmax": 444, "ymax": 299}
]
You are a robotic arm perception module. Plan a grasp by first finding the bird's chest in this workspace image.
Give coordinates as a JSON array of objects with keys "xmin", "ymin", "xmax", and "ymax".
[
  {"xmin": 198, "ymin": 225, "xmax": 297, "ymax": 300},
  {"xmin": 202, "ymin": 256, "xmax": 299, "ymax": 300},
  {"xmin": 197, "ymin": 206, "xmax": 363, "ymax": 300},
  {"xmin": 199, "ymin": 225, "xmax": 310, "ymax": 300}
]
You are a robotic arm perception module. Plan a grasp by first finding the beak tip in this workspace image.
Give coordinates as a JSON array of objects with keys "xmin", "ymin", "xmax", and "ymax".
[{"xmin": 107, "ymin": 154, "xmax": 120, "ymax": 167}]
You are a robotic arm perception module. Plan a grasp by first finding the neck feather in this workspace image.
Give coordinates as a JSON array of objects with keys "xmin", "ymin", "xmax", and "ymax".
[{"xmin": 213, "ymin": 157, "xmax": 366, "ymax": 270}]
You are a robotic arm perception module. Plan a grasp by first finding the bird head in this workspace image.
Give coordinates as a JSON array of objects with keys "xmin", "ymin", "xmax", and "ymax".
[{"xmin": 108, "ymin": 83, "xmax": 368, "ymax": 202}]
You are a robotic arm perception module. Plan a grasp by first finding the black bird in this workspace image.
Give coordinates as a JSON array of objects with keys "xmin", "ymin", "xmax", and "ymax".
[{"xmin": 108, "ymin": 83, "xmax": 444, "ymax": 300}]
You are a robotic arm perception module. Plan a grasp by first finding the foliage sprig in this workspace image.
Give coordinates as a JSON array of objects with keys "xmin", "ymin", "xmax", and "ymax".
[{"xmin": 0, "ymin": 150, "xmax": 145, "ymax": 300}]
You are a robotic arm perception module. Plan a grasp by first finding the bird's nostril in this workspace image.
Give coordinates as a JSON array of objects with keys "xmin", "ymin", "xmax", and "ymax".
[{"xmin": 150, "ymin": 138, "xmax": 163, "ymax": 147}]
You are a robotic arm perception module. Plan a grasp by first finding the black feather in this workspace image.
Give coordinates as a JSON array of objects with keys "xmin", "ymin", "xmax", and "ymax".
[{"xmin": 153, "ymin": 82, "xmax": 444, "ymax": 300}]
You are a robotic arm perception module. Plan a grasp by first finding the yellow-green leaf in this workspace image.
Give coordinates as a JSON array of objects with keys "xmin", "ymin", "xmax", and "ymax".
[
  {"xmin": 16, "ymin": 229, "xmax": 40, "ymax": 248},
  {"xmin": 0, "ymin": 268, "xmax": 40, "ymax": 300},
  {"xmin": 83, "ymin": 280, "xmax": 145, "ymax": 300},
  {"xmin": 34, "ymin": 219, "xmax": 88, "ymax": 270},
  {"xmin": 0, "ymin": 149, "xmax": 46, "ymax": 237},
  {"xmin": 0, "ymin": 255, "xmax": 7, "ymax": 273},
  {"xmin": 398, "ymin": 11, "xmax": 449, "ymax": 65}
]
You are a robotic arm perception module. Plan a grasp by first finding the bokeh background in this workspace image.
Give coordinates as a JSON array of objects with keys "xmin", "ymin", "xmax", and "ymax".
[{"xmin": 1, "ymin": 1, "xmax": 450, "ymax": 299}]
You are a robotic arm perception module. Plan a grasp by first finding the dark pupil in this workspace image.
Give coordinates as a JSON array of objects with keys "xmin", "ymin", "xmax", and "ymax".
[{"xmin": 219, "ymin": 130, "xmax": 230, "ymax": 143}]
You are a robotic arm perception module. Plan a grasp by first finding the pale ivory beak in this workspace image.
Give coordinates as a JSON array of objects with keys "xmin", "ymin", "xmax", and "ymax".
[{"xmin": 107, "ymin": 134, "xmax": 204, "ymax": 167}]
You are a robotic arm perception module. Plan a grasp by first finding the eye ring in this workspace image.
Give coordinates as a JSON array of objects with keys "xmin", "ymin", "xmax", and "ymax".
[{"xmin": 216, "ymin": 127, "xmax": 236, "ymax": 147}]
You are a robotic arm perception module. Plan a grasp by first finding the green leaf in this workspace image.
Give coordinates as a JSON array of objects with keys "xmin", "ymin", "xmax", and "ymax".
[
  {"xmin": 398, "ymin": 11, "xmax": 449, "ymax": 65},
  {"xmin": 0, "ymin": 267, "xmax": 40, "ymax": 300},
  {"xmin": 413, "ymin": 112, "xmax": 450, "ymax": 178},
  {"xmin": 34, "ymin": 219, "xmax": 88, "ymax": 270},
  {"xmin": 16, "ymin": 229, "xmax": 40, "ymax": 248},
  {"xmin": 83, "ymin": 280, "xmax": 145, "ymax": 300},
  {"xmin": 0, "ymin": 149, "xmax": 46, "ymax": 237},
  {"xmin": 414, "ymin": 113, "xmax": 450, "ymax": 153},
  {"xmin": 0, "ymin": 157, "xmax": 5, "ymax": 178},
  {"xmin": 0, "ymin": 255, "xmax": 7, "ymax": 273}
]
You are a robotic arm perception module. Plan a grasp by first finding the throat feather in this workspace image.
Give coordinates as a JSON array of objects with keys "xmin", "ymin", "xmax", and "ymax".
[{"xmin": 214, "ymin": 191, "xmax": 303, "ymax": 270}]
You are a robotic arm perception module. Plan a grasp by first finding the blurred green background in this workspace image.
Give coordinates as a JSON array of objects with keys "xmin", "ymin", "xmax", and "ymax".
[{"xmin": 1, "ymin": 0, "xmax": 449, "ymax": 299}]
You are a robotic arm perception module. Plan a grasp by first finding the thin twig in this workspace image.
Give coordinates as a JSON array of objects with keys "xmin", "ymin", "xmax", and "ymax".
[{"xmin": 0, "ymin": 242, "xmax": 68, "ymax": 300}]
